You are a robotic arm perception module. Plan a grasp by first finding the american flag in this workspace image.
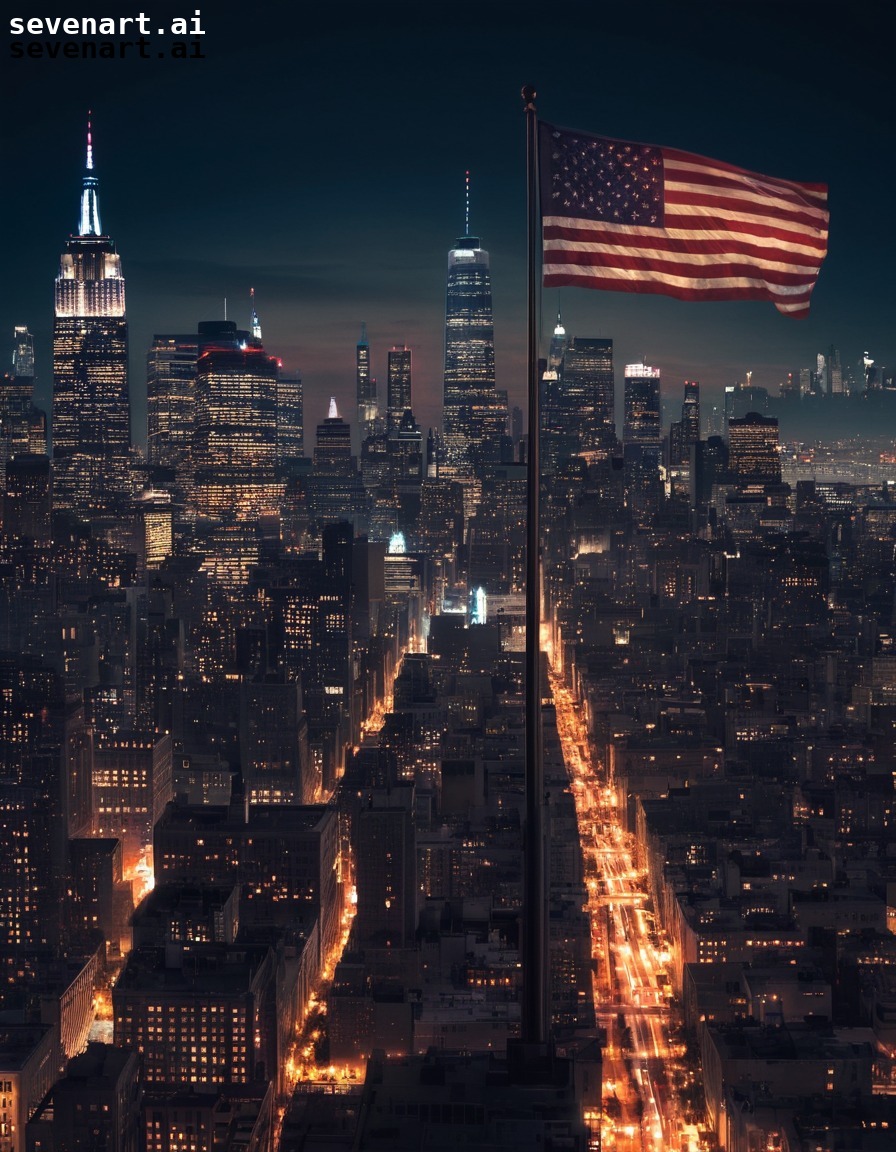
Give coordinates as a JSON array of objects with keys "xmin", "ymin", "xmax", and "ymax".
[{"xmin": 540, "ymin": 123, "xmax": 829, "ymax": 317}]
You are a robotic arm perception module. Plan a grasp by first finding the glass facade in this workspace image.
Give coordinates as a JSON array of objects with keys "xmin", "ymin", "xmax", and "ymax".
[
  {"xmin": 387, "ymin": 345, "xmax": 412, "ymax": 429},
  {"xmin": 623, "ymin": 363, "xmax": 662, "ymax": 446},
  {"xmin": 442, "ymin": 234, "xmax": 502, "ymax": 475}
]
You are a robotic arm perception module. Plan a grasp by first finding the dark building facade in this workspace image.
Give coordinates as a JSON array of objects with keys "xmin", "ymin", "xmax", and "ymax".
[{"xmin": 386, "ymin": 345, "xmax": 412, "ymax": 430}]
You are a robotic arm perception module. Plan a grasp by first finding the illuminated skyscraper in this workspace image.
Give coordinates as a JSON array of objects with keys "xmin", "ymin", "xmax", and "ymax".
[
  {"xmin": 670, "ymin": 380, "xmax": 700, "ymax": 465},
  {"xmin": 356, "ymin": 323, "xmax": 377, "ymax": 437},
  {"xmin": 560, "ymin": 337, "xmax": 615, "ymax": 452},
  {"xmin": 682, "ymin": 380, "xmax": 700, "ymax": 444},
  {"xmin": 728, "ymin": 411, "xmax": 781, "ymax": 484},
  {"xmin": 2, "ymin": 327, "xmax": 45, "ymax": 459},
  {"xmin": 442, "ymin": 175, "xmax": 499, "ymax": 478},
  {"xmin": 146, "ymin": 334, "xmax": 198, "ymax": 470},
  {"xmin": 623, "ymin": 363, "xmax": 661, "ymax": 446},
  {"xmin": 52, "ymin": 120, "xmax": 130, "ymax": 518},
  {"xmin": 146, "ymin": 333, "xmax": 198, "ymax": 515},
  {"xmin": 387, "ymin": 345, "xmax": 412, "ymax": 430},
  {"xmin": 827, "ymin": 345, "xmax": 843, "ymax": 395},
  {"xmin": 192, "ymin": 322, "xmax": 280, "ymax": 521},
  {"xmin": 308, "ymin": 399, "xmax": 367, "ymax": 529},
  {"xmin": 313, "ymin": 397, "xmax": 354, "ymax": 474},
  {"xmin": 277, "ymin": 370, "xmax": 304, "ymax": 465}
]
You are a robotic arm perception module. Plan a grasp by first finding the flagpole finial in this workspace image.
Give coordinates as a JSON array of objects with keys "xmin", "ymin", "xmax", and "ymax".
[{"xmin": 522, "ymin": 84, "xmax": 536, "ymax": 109}]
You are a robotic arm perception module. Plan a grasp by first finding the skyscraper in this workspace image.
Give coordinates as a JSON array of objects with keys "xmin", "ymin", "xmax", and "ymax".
[
  {"xmin": 146, "ymin": 333, "xmax": 198, "ymax": 515},
  {"xmin": 827, "ymin": 345, "xmax": 843, "ymax": 395},
  {"xmin": 52, "ymin": 121, "xmax": 130, "ymax": 518},
  {"xmin": 682, "ymin": 380, "xmax": 700, "ymax": 444},
  {"xmin": 623, "ymin": 363, "xmax": 661, "ymax": 446},
  {"xmin": 356, "ymin": 323, "xmax": 377, "ymax": 437},
  {"xmin": 560, "ymin": 337, "xmax": 615, "ymax": 452},
  {"xmin": 387, "ymin": 346, "xmax": 412, "ymax": 430},
  {"xmin": 2, "ymin": 327, "xmax": 45, "ymax": 459},
  {"xmin": 308, "ymin": 399, "xmax": 367, "ymax": 529},
  {"xmin": 442, "ymin": 177, "xmax": 498, "ymax": 479},
  {"xmin": 191, "ymin": 321, "xmax": 280, "ymax": 521},
  {"xmin": 670, "ymin": 380, "xmax": 700, "ymax": 465},
  {"xmin": 313, "ymin": 397, "xmax": 354, "ymax": 474},
  {"xmin": 277, "ymin": 370, "xmax": 304, "ymax": 465},
  {"xmin": 728, "ymin": 412, "xmax": 781, "ymax": 484}
]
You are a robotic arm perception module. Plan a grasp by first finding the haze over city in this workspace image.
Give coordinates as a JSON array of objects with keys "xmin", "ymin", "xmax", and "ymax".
[{"xmin": 3, "ymin": 0, "xmax": 894, "ymax": 436}]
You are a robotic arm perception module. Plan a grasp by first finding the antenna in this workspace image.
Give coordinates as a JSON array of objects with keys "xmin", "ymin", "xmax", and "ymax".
[
  {"xmin": 465, "ymin": 170, "xmax": 470, "ymax": 236},
  {"xmin": 86, "ymin": 111, "xmax": 94, "ymax": 170},
  {"xmin": 224, "ymin": 298, "xmax": 227, "ymax": 321},
  {"xmin": 250, "ymin": 287, "xmax": 262, "ymax": 340}
]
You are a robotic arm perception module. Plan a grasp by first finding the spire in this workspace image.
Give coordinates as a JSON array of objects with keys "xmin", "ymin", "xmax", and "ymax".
[
  {"xmin": 250, "ymin": 287, "xmax": 262, "ymax": 341},
  {"xmin": 554, "ymin": 305, "xmax": 565, "ymax": 337},
  {"xmin": 328, "ymin": 396, "xmax": 339, "ymax": 419},
  {"xmin": 464, "ymin": 170, "xmax": 470, "ymax": 237},
  {"xmin": 359, "ymin": 322, "xmax": 368, "ymax": 346},
  {"xmin": 79, "ymin": 112, "xmax": 103, "ymax": 236}
]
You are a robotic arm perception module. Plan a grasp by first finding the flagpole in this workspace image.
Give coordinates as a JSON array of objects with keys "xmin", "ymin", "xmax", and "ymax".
[{"xmin": 522, "ymin": 82, "xmax": 546, "ymax": 1047}]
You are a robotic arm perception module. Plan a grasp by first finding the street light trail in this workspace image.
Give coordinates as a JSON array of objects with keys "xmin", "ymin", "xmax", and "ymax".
[{"xmin": 550, "ymin": 668, "xmax": 703, "ymax": 1152}]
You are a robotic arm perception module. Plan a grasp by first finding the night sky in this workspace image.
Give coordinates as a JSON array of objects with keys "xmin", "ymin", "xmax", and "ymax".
[{"xmin": 2, "ymin": 0, "xmax": 894, "ymax": 443}]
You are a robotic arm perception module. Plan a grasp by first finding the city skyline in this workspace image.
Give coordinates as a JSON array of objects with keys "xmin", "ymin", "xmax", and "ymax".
[
  {"xmin": 3, "ymin": 1, "xmax": 894, "ymax": 443},
  {"xmin": 2, "ymin": 6, "xmax": 896, "ymax": 1145}
]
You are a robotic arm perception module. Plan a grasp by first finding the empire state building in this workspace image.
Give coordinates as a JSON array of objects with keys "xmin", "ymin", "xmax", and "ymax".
[{"xmin": 52, "ymin": 121, "xmax": 130, "ymax": 518}]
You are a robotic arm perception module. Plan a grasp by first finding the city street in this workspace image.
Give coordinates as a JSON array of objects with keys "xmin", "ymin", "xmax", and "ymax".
[{"xmin": 551, "ymin": 671, "xmax": 703, "ymax": 1152}]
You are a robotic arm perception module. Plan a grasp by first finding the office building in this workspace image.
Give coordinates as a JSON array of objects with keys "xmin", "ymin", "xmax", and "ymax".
[
  {"xmin": 146, "ymin": 333, "xmax": 198, "ymax": 513},
  {"xmin": 354, "ymin": 787, "xmax": 417, "ymax": 949},
  {"xmin": 559, "ymin": 336, "xmax": 615, "ymax": 454},
  {"xmin": 356, "ymin": 322, "xmax": 378, "ymax": 437},
  {"xmin": 91, "ymin": 732, "xmax": 173, "ymax": 874},
  {"xmin": 153, "ymin": 801, "xmax": 341, "ymax": 960},
  {"xmin": 26, "ymin": 1043, "xmax": 141, "ymax": 1152},
  {"xmin": 276, "ymin": 369, "xmax": 303, "ymax": 466},
  {"xmin": 623, "ymin": 363, "xmax": 661, "ymax": 445},
  {"xmin": 239, "ymin": 674, "xmax": 314, "ymax": 804},
  {"xmin": 192, "ymin": 323, "xmax": 280, "ymax": 521},
  {"xmin": 1, "ymin": 328, "xmax": 45, "ymax": 460},
  {"xmin": 113, "ymin": 943, "xmax": 286, "ymax": 1090},
  {"xmin": 308, "ymin": 399, "xmax": 367, "ymax": 529},
  {"xmin": 670, "ymin": 380, "xmax": 700, "ymax": 466},
  {"xmin": 4, "ymin": 454, "xmax": 51, "ymax": 545},
  {"xmin": 387, "ymin": 345, "xmax": 412, "ymax": 430},
  {"xmin": 728, "ymin": 411, "xmax": 782, "ymax": 484}
]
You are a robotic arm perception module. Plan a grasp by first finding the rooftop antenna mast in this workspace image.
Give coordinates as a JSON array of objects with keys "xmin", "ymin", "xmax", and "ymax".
[{"xmin": 250, "ymin": 287, "xmax": 262, "ymax": 341}]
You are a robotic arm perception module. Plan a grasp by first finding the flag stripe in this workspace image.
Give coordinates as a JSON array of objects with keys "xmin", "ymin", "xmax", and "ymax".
[
  {"xmin": 543, "ymin": 262, "xmax": 817, "ymax": 294},
  {"xmin": 665, "ymin": 182, "xmax": 829, "ymax": 225},
  {"xmin": 662, "ymin": 147, "xmax": 829, "ymax": 196},
  {"xmin": 665, "ymin": 165, "xmax": 829, "ymax": 212},
  {"xmin": 543, "ymin": 242, "xmax": 823, "ymax": 278},
  {"xmin": 540, "ymin": 122, "xmax": 829, "ymax": 317},
  {"xmin": 543, "ymin": 218, "xmax": 828, "ymax": 258},
  {"xmin": 543, "ymin": 269, "xmax": 814, "ymax": 313},
  {"xmin": 665, "ymin": 190, "xmax": 826, "ymax": 231}
]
